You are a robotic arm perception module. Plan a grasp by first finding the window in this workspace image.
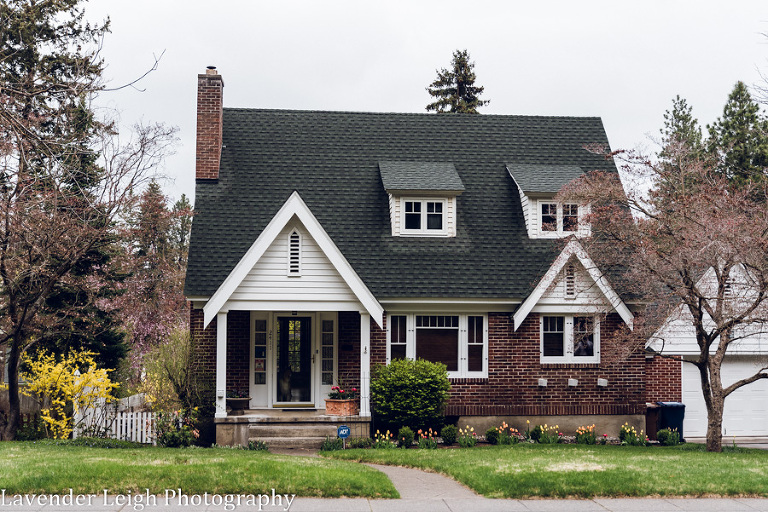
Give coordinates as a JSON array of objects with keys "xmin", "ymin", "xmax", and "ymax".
[
  {"xmin": 387, "ymin": 314, "xmax": 487, "ymax": 377},
  {"xmin": 540, "ymin": 201, "xmax": 580, "ymax": 234},
  {"xmin": 540, "ymin": 315, "xmax": 599, "ymax": 363},
  {"xmin": 402, "ymin": 199, "xmax": 447, "ymax": 235}
]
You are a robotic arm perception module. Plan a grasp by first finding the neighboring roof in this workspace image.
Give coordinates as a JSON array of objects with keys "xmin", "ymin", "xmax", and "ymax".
[
  {"xmin": 507, "ymin": 163, "xmax": 585, "ymax": 194},
  {"xmin": 185, "ymin": 109, "xmax": 617, "ymax": 300},
  {"xmin": 379, "ymin": 161, "xmax": 465, "ymax": 193}
]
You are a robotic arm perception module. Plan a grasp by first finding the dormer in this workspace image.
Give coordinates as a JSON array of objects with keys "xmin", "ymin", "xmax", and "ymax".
[
  {"xmin": 379, "ymin": 161, "xmax": 465, "ymax": 237},
  {"xmin": 507, "ymin": 163, "xmax": 590, "ymax": 239}
]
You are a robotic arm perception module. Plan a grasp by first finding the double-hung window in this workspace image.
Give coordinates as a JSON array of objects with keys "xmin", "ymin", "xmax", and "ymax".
[
  {"xmin": 387, "ymin": 314, "xmax": 488, "ymax": 377},
  {"xmin": 540, "ymin": 202, "xmax": 580, "ymax": 234},
  {"xmin": 402, "ymin": 199, "xmax": 447, "ymax": 235},
  {"xmin": 540, "ymin": 315, "xmax": 599, "ymax": 363}
]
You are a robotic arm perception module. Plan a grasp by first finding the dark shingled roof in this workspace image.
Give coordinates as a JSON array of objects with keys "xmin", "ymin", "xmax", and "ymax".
[
  {"xmin": 507, "ymin": 164, "xmax": 585, "ymax": 194},
  {"xmin": 185, "ymin": 109, "xmax": 616, "ymax": 300},
  {"xmin": 379, "ymin": 161, "xmax": 465, "ymax": 193}
]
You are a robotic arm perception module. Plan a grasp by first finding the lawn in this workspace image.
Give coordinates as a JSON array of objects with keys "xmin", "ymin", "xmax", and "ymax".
[
  {"xmin": 326, "ymin": 443, "xmax": 768, "ymax": 498},
  {"xmin": 0, "ymin": 441, "xmax": 398, "ymax": 498}
]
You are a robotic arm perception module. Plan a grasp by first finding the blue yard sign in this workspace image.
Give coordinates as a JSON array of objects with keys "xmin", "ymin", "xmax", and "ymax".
[{"xmin": 337, "ymin": 425, "xmax": 351, "ymax": 439}]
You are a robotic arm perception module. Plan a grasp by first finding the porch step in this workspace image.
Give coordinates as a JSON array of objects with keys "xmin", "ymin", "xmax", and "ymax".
[
  {"xmin": 253, "ymin": 436, "xmax": 330, "ymax": 450},
  {"xmin": 250, "ymin": 422, "xmax": 338, "ymax": 439}
]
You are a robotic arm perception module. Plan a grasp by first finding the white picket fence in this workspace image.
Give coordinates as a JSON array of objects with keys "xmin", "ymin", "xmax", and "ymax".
[{"xmin": 73, "ymin": 392, "xmax": 156, "ymax": 445}]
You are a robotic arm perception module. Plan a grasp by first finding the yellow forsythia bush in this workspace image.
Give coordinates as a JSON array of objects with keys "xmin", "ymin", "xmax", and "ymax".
[{"xmin": 20, "ymin": 349, "xmax": 118, "ymax": 439}]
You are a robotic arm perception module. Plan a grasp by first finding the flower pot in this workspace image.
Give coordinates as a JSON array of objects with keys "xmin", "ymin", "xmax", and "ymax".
[
  {"xmin": 226, "ymin": 397, "xmax": 251, "ymax": 414},
  {"xmin": 324, "ymin": 398, "xmax": 359, "ymax": 416}
]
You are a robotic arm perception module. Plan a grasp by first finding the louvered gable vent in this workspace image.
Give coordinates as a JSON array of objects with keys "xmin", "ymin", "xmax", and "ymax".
[{"xmin": 288, "ymin": 230, "xmax": 301, "ymax": 276}]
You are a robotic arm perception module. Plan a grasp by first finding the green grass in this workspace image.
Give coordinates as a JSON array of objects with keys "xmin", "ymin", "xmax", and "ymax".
[
  {"xmin": 326, "ymin": 443, "xmax": 768, "ymax": 498},
  {"xmin": 0, "ymin": 442, "xmax": 398, "ymax": 498}
]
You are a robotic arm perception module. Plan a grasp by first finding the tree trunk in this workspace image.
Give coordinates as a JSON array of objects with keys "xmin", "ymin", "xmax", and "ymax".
[
  {"xmin": 705, "ymin": 397, "xmax": 724, "ymax": 452},
  {"xmin": 2, "ymin": 342, "xmax": 21, "ymax": 440}
]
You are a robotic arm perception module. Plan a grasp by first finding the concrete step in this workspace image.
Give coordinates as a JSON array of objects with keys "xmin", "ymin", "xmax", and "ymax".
[
  {"xmin": 254, "ymin": 436, "xmax": 330, "ymax": 450},
  {"xmin": 249, "ymin": 423, "xmax": 338, "ymax": 438}
]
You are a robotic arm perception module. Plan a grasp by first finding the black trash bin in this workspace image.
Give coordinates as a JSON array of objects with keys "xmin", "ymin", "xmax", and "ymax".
[{"xmin": 657, "ymin": 401, "xmax": 685, "ymax": 442}]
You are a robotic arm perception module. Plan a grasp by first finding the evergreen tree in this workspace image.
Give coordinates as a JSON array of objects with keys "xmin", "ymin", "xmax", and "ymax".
[
  {"xmin": 0, "ymin": 0, "xmax": 174, "ymax": 439},
  {"xmin": 426, "ymin": 50, "xmax": 489, "ymax": 114},
  {"xmin": 706, "ymin": 81, "xmax": 768, "ymax": 191},
  {"xmin": 655, "ymin": 96, "xmax": 706, "ymax": 198}
]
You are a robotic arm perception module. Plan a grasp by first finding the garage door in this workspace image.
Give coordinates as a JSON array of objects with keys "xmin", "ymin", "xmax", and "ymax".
[{"xmin": 682, "ymin": 357, "xmax": 768, "ymax": 437}]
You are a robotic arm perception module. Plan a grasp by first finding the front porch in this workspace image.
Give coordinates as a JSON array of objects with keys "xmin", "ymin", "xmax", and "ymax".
[
  {"xmin": 215, "ymin": 409, "xmax": 372, "ymax": 449},
  {"xmin": 190, "ymin": 308, "xmax": 380, "ymax": 446}
]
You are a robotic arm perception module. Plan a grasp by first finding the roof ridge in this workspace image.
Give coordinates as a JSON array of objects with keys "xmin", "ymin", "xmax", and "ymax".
[{"xmin": 222, "ymin": 107, "xmax": 603, "ymax": 121}]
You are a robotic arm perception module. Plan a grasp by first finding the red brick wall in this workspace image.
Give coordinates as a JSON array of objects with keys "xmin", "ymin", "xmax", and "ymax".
[
  {"xmin": 190, "ymin": 306, "xmax": 215, "ymax": 390},
  {"xmin": 443, "ymin": 312, "xmax": 646, "ymax": 416},
  {"xmin": 645, "ymin": 355, "xmax": 682, "ymax": 402},
  {"xmin": 196, "ymin": 71, "xmax": 223, "ymax": 180},
  {"xmin": 189, "ymin": 307, "xmax": 249, "ymax": 392},
  {"xmin": 338, "ymin": 312, "xmax": 361, "ymax": 389}
]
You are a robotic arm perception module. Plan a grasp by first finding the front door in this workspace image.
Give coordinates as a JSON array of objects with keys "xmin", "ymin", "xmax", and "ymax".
[{"xmin": 275, "ymin": 317, "xmax": 313, "ymax": 405}]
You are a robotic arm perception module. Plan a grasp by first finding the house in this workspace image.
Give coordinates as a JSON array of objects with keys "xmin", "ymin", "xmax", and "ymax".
[
  {"xmin": 646, "ymin": 266, "xmax": 768, "ymax": 439},
  {"xmin": 185, "ymin": 67, "xmax": 646, "ymax": 446}
]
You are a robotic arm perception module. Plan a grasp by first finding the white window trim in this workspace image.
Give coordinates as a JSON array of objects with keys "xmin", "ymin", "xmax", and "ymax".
[
  {"xmin": 386, "ymin": 313, "xmax": 488, "ymax": 378},
  {"xmin": 400, "ymin": 198, "xmax": 448, "ymax": 236},
  {"xmin": 540, "ymin": 314, "xmax": 600, "ymax": 363},
  {"xmin": 538, "ymin": 200, "xmax": 583, "ymax": 237}
]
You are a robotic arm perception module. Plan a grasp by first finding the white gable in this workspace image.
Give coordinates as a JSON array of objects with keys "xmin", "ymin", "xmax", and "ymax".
[
  {"xmin": 513, "ymin": 239, "xmax": 633, "ymax": 330},
  {"xmin": 538, "ymin": 260, "xmax": 605, "ymax": 304},
  {"xmin": 203, "ymin": 191, "xmax": 383, "ymax": 327},
  {"xmin": 229, "ymin": 219, "xmax": 359, "ymax": 304}
]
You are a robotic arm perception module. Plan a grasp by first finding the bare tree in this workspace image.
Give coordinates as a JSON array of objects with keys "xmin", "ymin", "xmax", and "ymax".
[
  {"xmin": 0, "ymin": 0, "xmax": 176, "ymax": 439},
  {"xmin": 559, "ymin": 142, "xmax": 768, "ymax": 452}
]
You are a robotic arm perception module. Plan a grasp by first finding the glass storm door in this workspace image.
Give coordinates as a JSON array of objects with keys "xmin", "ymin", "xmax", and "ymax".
[{"xmin": 275, "ymin": 317, "xmax": 312, "ymax": 404}]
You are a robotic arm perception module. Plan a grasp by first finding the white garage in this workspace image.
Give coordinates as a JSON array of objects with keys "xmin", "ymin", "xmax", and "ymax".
[{"xmin": 682, "ymin": 357, "xmax": 768, "ymax": 438}]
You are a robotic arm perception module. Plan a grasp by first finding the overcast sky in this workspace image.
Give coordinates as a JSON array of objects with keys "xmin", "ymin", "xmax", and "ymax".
[{"xmin": 86, "ymin": 0, "xmax": 768, "ymax": 203}]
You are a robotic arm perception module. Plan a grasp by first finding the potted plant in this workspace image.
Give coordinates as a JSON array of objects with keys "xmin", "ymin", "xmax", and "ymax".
[
  {"xmin": 226, "ymin": 389, "xmax": 250, "ymax": 413},
  {"xmin": 325, "ymin": 385, "xmax": 359, "ymax": 416}
]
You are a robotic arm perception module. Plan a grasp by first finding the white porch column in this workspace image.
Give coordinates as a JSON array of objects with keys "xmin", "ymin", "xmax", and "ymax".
[
  {"xmin": 215, "ymin": 311, "xmax": 228, "ymax": 419},
  {"xmin": 360, "ymin": 312, "xmax": 371, "ymax": 417}
]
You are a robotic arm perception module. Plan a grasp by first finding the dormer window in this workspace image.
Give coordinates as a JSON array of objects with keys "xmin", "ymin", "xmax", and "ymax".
[
  {"xmin": 403, "ymin": 199, "xmax": 446, "ymax": 234},
  {"xmin": 540, "ymin": 201, "xmax": 580, "ymax": 234},
  {"xmin": 379, "ymin": 161, "xmax": 464, "ymax": 238}
]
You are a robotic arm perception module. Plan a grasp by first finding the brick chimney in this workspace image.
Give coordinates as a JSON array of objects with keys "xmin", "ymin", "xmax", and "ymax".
[{"xmin": 196, "ymin": 66, "xmax": 224, "ymax": 180}]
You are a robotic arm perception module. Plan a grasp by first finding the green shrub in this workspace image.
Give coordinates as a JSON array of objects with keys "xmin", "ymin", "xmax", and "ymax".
[
  {"xmin": 485, "ymin": 427, "xmax": 500, "ymax": 445},
  {"xmin": 656, "ymin": 428, "xmax": 681, "ymax": 446},
  {"xmin": 16, "ymin": 415, "xmax": 47, "ymax": 441},
  {"xmin": 348, "ymin": 437, "xmax": 373, "ymax": 449},
  {"xmin": 397, "ymin": 426, "xmax": 414, "ymax": 448},
  {"xmin": 441, "ymin": 425, "xmax": 457, "ymax": 445},
  {"xmin": 370, "ymin": 359, "xmax": 450, "ymax": 432},
  {"xmin": 156, "ymin": 410, "xmax": 199, "ymax": 448},
  {"xmin": 320, "ymin": 436, "xmax": 344, "ymax": 451}
]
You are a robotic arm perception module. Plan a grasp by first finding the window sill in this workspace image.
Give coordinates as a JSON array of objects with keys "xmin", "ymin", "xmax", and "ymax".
[{"xmin": 539, "ymin": 362, "xmax": 601, "ymax": 368}]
